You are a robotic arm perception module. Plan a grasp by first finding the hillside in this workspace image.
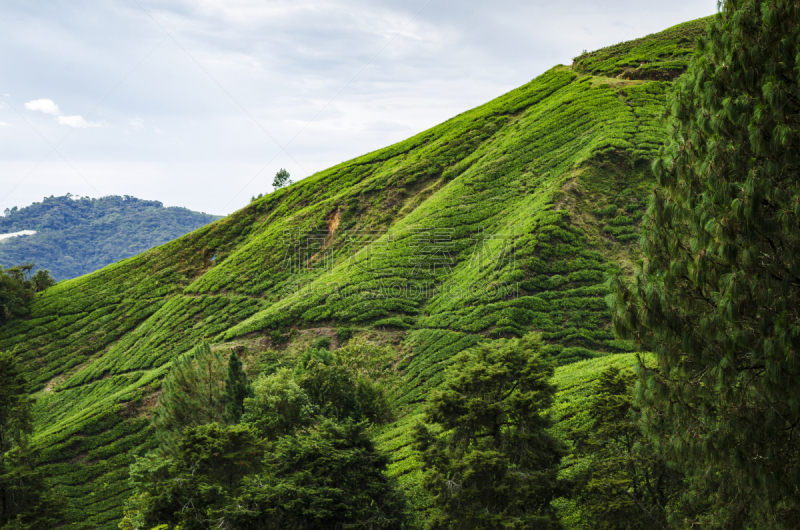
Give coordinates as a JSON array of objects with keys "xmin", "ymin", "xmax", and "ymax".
[
  {"xmin": 0, "ymin": 195, "xmax": 221, "ymax": 280},
  {"xmin": 0, "ymin": 17, "xmax": 710, "ymax": 528}
]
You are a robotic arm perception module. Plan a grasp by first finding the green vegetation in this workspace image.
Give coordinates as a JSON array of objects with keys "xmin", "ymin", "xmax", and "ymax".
[
  {"xmin": 414, "ymin": 333, "xmax": 565, "ymax": 529},
  {"xmin": 572, "ymin": 17, "xmax": 710, "ymax": 80},
  {"xmin": 570, "ymin": 366, "xmax": 683, "ymax": 528},
  {"xmin": 609, "ymin": 1, "xmax": 800, "ymax": 526},
  {"xmin": 121, "ymin": 344, "xmax": 407, "ymax": 529},
  {"xmin": 0, "ymin": 16, "xmax": 695, "ymax": 526},
  {"xmin": 2, "ymin": 8, "xmax": 796, "ymax": 528},
  {"xmin": 151, "ymin": 343, "xmax": 227, "ymax": 455},
  {"xmin": 272, "ymin": 168, "xmax": 292, "ymax": 189},
  {"xmin": 223, "ymin": 350, "xmax": 252, "ymax": 424},
  {"xmin": 0, "ymin": 351, "xmax": 61, "ymax": 528},
  {"xmin": 0, "ymin": 194, "xmax": 220, "ymax": 280},
  {"xmin": 0, "ymin": 264, "xmax": 54, "ymax": 325}
]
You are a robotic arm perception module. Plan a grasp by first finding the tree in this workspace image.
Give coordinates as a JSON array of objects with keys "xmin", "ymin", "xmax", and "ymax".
[
  {"xmin": 0, "ymin": 351, "xmax": 32, "ymax": 526},
  {"xmin": 152, "ymin": 342, "xmax": 226, "ymax": 454},
  {"xmin": 608, "ymin": 1, "xmax": 800, "ymax": 525},
  {"xmin": 224, "ymin": 349, "xmax": 253, "ymax": 424},
  {"xmin": 0, "ymin": 351, "xmax": 60, "ymax": 528},
  {"xmin": 297, "ymin": 352, "xmax": 393, "ymax": 426},
  {"xmin": 121, "ymin": 423, "xmax": 264, "ymax": 530},
  {"xmin": 413, "ymin": 334, "xmax": 566, "ymax": 529},
  {"xmin": 272, "ymin": 168, "xmax": 292, "ymax": 189},
  {"xmin": 242, "ymin": 368, "xmax": 316, "ymax": 440},
  {"xmin": 223, "ymin": 419, "xmax": 409, "ymax": 529},
  {"xmin": 29, "ymin": 270, "xmax": 55, "ymax": 293},
  {"xmin": 0, "ymin": 352, "xmax": 31, "ymax": 461},
  {"xmin": 0, "ymin": 264, "xmax": 54, "ymax": 325},
  {"xmin": 571, "ymin": 367, "xmax": 683, "ymax": 529}
]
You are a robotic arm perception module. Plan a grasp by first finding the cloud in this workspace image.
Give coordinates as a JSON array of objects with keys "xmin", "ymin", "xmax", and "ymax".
[
  {"xmin": 24, "ymin": 98, "xmax": 60, "ymax": 115},
  {"xmin": 57, "ymin": 115, "xmax": 99, "ymax": 127},
  {"xmin": 24, "ymin": 98, "xmax": 99, "ymax": 127},
  {"xmin": 0, "ymin": 121, "xmax": 8, "ymax": 127}
]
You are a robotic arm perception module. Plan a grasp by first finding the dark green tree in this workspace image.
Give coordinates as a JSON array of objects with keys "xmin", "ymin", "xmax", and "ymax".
[
  {"xmin": 152, "ymin": 342, "xmax": 226, "ymax": 454},
  {"xmin": 242, "ymin": 368, "xmax": 316, "ymax": 440},
  {"xmin": 121, "ymin": 423, "xmax": 264, "ymax": 530},
  {"xmin": 224, "ymin": 349, "xmax": 253, "ymax": 424},
  {"xmin": 608, "ymin": 1, "xmax": 800, "ymax": 525},
  {"xmin": 0, "ymin": 351, "xmax": 60, "ymax": 528},
  {"xmin": 297, "ymin": 354, "xmax": 393, "ymax": 426},
  {"xmin": 272, "ymin": 168, "xmax": 292, "ymax": 189},
  {"xmin": 28, "ymin": 270, "xmax": 54, "ymax": 293},
  {"xmin": 224, "ymin": 419, "xmax": 409, "ymax": 529},
  {"xmin": 413, "ymin": 334, "xmax": 566, "ymax": 529},
  {"xmin": 572, "ymin": 366, "xmax": 683, "ymax": 529},
  {"xmin": 0, "ymin": 264, "xmax": 54, "ymax": 325}
]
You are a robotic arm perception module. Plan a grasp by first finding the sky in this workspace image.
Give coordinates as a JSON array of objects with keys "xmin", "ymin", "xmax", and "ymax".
[{"xmin": 0, "ymin": 0, "xmax": 717, "ymax": 216}]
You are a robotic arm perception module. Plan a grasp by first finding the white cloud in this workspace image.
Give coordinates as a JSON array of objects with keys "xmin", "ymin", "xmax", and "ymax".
[
  {"xmin": 58, "ymin": 115, "xmax": 99, "ymax": 127},
  {"xmin": 24, "ymin": 98, "xmax": 60, "ymax": 115},
  {"xmin": 23, "ymin": 98, "xmax": 99, "ymax": 127},
  {"xmin": 0, "ymin": 121, "xmax": 9, "ymax": 127}
]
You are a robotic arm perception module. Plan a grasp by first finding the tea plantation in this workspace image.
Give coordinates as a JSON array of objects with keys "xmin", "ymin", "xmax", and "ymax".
[{"xmin": 0, "ymin": 16, "xmax": 710, "ymax": 528}]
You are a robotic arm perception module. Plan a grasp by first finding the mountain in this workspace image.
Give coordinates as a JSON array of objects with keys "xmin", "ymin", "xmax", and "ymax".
[
  {"xmin": 0, "ymin": 195, "xmax": 221, "ymax": 280},
  {"xmin": 0, "ymin": 17, "xmax": 709, "ymax": 528}
]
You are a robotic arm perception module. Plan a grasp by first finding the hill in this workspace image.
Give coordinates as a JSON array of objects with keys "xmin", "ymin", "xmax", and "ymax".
[
  {"xmin": 0, "ymin": 195, "xmax": 221, "ymax": 280},
  {"xmin": 0, "ymin": 16, "xmax": 710, "ymax": 528}
]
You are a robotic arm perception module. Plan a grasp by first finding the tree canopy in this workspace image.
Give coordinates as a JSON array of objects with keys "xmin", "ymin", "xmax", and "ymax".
[
  {"xmin": 272, "ymin": 169, "xmax": 292, "ymax": 189},
  {"xmin": 414, "ymin": 333, "xmax": 566, "ymax": 529},
  {"xmin": 0, "ymin": 264, "xmax": 54, "ymax": 325},
  {"xmin": 609, "ymin": 0, "xmax": 800, "ymax": 525}
]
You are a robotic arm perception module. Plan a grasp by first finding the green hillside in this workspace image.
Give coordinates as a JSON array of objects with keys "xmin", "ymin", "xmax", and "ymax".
[
  {"xmin": 0, "ymin": 195, "xmax": 221, "ymax": 280},
  {"xmin": 0, "ymin": 17, "xmax": 711, "ymax": 528}
]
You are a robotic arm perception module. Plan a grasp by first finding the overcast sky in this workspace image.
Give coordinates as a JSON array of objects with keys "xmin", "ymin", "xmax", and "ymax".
[{"xmin": 0, "ymin": 0, "xmax": 717, "ymax": 216}]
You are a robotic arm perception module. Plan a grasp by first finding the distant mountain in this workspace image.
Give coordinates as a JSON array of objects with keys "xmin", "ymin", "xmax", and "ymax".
[{"xmin": 0, "ymin": 195, "xmax": 221, "ymax": 280}]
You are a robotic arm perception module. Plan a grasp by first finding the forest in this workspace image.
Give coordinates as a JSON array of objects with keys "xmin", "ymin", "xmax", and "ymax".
[
  {"xmin": 0, "ymin": 194, "xmax": 220, "ymax": 280},
  {"xmin": 0, "ymin": 1, "xmax": 798, "ymax": 528}
]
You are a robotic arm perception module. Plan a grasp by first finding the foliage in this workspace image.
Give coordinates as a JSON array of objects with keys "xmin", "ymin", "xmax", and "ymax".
[
  {"xmin": 608, "ymin": 1, "xmax": 800, "ymax": 526},
  {"xmin": 570, "ymin": 366, "xmax": 682, "ymax": 529},
  {"xmin": 272, "ymin": 168, "xmax": 292, "ymax": 189},
  {"xmin": 121, "ymin": 423, "xmax": 264, "ymax": 530},
  {"xmin": 0, "ymin": 352, "xmax": 59, "ymax": 529},
  {"xmin": 0, "ymin": 264, "xmax": 54, "ymax": 325},
  {"xmin": 223, "ymin": 350, "xmax": 253, "ymax": 424},
  {"xmin": 0, "ymin": 194, "xmax": 220, "ymax": 280},
  {"xmin": 298, "ymin": 355, "xmax": 394, "ymax": 426},
  {"xmin": 242, "ymin": 368, "xmax": 317, "ymax": 440},
  {"xmin": 413, "ymin": 334, "xmax": 566, "ymax": 529},
  {"xmin": 152, "ymin": 343, "xmax": 226, "ymax": 454},
  {"xmin": 0, "ymin": 352, "xmax": 32, "ymax": 461},
  {"xmin": 124, "ymin": 348, "xmax": 405, "ymax": 529},
  {"xmin": 223, "ymin": 420, "xmax": 409, "ymax": 529}
]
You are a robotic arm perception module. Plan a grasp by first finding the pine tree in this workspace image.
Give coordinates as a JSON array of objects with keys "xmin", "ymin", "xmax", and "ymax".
[
  {"xmin": 152, "ymin": 342, "xmax": 226, "ymax": 454},
  {"xmin": 413, "ymin": 334, "xmax": 565, "ymax": 529},
  {"xmin": 608, "ymin": 0, "xmax": 800, "ymax": 525},
  {"xmin": 572, "ymin": 367, "xmax": 683, "ymax": 529},
  {"xmin": 224, "ymin": 349, "xmax": 252, "ymax": 424}
]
